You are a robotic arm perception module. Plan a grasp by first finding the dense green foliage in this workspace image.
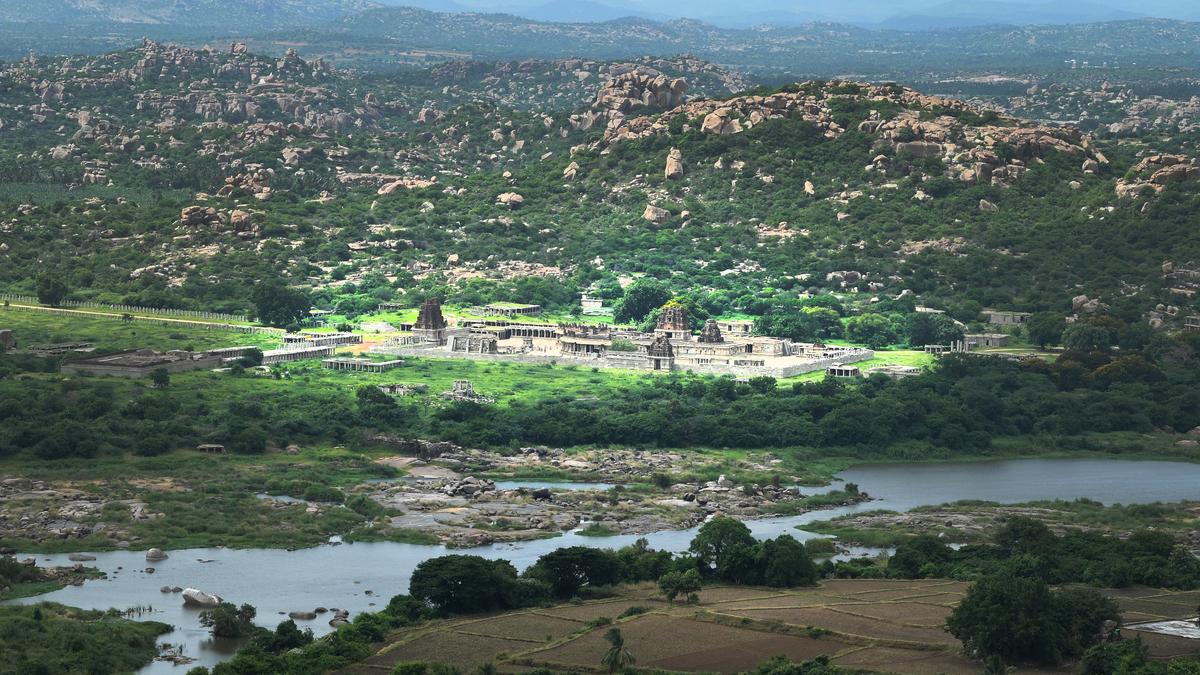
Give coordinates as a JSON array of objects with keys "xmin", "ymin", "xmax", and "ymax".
[
  {"xmin": 947, "ymin": 571, "xmax": 1119, "ymax": 665},
  {"xmin": 885, "ymin": 517, "xmax": 1200, "ymax": 589},
  {"xmin": 406, "ymin": 518, "xmax": 814, "ymax": 617},
  {"xmin": 0, "ymin": 603, "xmax": 170, "ymax": 675}
]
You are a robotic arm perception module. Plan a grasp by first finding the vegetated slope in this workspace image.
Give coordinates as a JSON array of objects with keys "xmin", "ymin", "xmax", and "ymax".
[{"xmin": 0, "ymin": 42, "xmax": 1196, "ymax": 328}]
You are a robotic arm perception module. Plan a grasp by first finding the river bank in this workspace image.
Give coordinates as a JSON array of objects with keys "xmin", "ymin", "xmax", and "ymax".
[
  {"xmin": 0, "ymin": 431, "xmax": 1195, "ymax": 554},
  {"xmin": 9, "ymin": 456, "xmax": 1200, "ymax": 674}
]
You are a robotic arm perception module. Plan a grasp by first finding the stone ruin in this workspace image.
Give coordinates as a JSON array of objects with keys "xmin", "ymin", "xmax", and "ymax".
[
  {"xmin": 442, "ymin": 380, "xmax": 494, "ymax": 404},
  {"xmin": 699, "ymin": 319, "xmax": 723, "ymax": 344},
  {"xmin": 647, "ymin": 335, "xmax": 674, "ymax": 359},
  {"xmin": 413, "ymin": 297, "xmax": 449, "ymax": 344}
]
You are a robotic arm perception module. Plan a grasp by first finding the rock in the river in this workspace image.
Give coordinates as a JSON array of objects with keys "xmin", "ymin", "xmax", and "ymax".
[
  {"xmin": 68, "ymin": 553, "xmax": 96, "ymax": 562},
  {"xmin": 182, "ymin": 588, "xmax": 223, "ymax": 608},
  {"xmin": 146, "ymin": 548, "xmax": 168, "ymax": 561},
  {"xmin": 288, "ymin": 611, "xmax": 317, "ymax": 621}
]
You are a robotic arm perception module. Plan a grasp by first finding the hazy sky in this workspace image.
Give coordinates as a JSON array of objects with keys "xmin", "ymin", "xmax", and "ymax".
[{"xmin": 410, "ymin": 0, "xmax": 1200, "ymax": 24}]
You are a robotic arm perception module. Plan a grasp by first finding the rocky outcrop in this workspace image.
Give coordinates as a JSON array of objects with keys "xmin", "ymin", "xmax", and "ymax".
[
  {"xmin": 642, "ymin": 204, "xmax": 671, "ymax": 224},
  {"xmin": 496, "ymin": 192, "xmax": 524, "ymax": 209},
  {"xmin": 570, "ymin": 67, "xmax": 687, "ymax": 132},
  {"xmin": 1116, "ymin": 154, "xmax": 1200, "ymax": 199},
  {"xmin": 664, "ymin": 148, "xmax": 684, "ymax": 179},
  {"xmin": 701, "ymin": 108, "xmax": 743, "ymax": 135}
]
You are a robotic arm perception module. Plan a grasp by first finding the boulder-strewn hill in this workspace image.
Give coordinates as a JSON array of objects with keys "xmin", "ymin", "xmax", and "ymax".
[{"xmin": 0, "ymin": 43, "xmax": 1196, "ymax": 329}]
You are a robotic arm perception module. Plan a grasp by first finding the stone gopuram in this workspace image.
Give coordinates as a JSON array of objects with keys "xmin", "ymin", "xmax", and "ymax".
[
  {"xmin": 655, "ymin": 304, "xmax": 691, "ymax": 340},
  {"xmin": 699, "ymin": 319, "xmax": 723, "ymax": 344},
  {"xmin": 413, "ymin": 298, "xmax": 449, "ymax": 344}
]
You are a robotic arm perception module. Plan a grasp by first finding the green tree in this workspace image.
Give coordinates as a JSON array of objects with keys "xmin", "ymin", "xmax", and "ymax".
[
  {"xmin": 35, "ymin": 276, "xmax": 69, "ymax": 307},
  {"xmin": 758, "ymin": 535, "xmax": 818, "ymax": 587},
  {"xmin": 1027, "ymin": 312, "xmax": 1064, "ymax": 349},
  {"xmin": 658, "ymin": 568, "xmax": 702, "ymax": 603},
  {"xmin": 612, "ymin": 280, "xmax": 671, "ymax": 324},
  {"xmin": 845, "ymin": 314, "xmax": 899, "ymax": 349},
  {"xmin": 251, "ymin": 281, "xmax": 311, "ymax": 328},
  {"xmin": 600, "ymin": 628, "xmax": 635, "ymax": 674},
  {"xmin": 529, "ymin": 547, "xmax": 622, "ymax": 598},
  {"xmin": 689, "ymin": 516, "xmax": 756, "ymax": 580},
  {"xmin": 409, "ymin": 555, "xmax": 522, "ymax": 614},
  {"xmin": 199, "ymin": 602, "xmax": 258, "ymax": 638},
  {"xmin": 149, "ymin": 368, "xmax": 170, "ymax": 389},
  {"xmin": 947, "ymin": 572, "xmax": 1065, "ymax": 664},
  {"xmin": 1062, "ymin": 323, "xmax": 1112, "ymax": 353},
  {"xmin": 906, "ymin": 312, "xmax": 964, "ymax": 347}
]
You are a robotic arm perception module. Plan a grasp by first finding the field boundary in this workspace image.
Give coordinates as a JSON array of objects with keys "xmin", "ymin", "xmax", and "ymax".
[
  {"xmin": 0, "ymin": 294, "xmax": 251, "ymax": 322},
  {"xmin": 696, "ymin": 609, "xmax": 954, "ymax": 652},
  {"xmin": 0, "ymin": 302, "xmax": 282, "ymax": 335}
]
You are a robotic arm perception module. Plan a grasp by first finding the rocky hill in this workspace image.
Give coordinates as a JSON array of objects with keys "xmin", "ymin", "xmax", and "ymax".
[{"xmin": 0, "ymin": 42, "xmax": 1196, "ymax": 329}]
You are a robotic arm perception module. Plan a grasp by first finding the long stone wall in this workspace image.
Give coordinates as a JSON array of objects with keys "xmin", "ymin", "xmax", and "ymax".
[
  {"xmin": 373, "ymin": 344, "xmax": 875, "ymax": 378},
  {"xmin": 1, "ymin": 302, "xmax": 282, "ymax": 335}
]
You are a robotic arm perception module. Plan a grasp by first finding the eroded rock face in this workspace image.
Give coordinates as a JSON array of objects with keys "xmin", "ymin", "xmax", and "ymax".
[
  {"xmin": 570, "ymin": 67, "xmax": 688, "ymax": 132},
  {"xmin": 1116, "ymin": 154, "xmax": 1200, "ymax": 198},
  {"xmin": 664, "ymin": 147, "xmax": 684, "ymax": 179},
  {"xmin": 496, "ymin": 192, "xmax": 525, "ymax": 209},
  {"xmin": 643, "ymin": 204, "xmax": 671, "ymax": 224},
  {"xmin": 594, "ymin": 80, "xmax": 1107, "ymax": 190}
]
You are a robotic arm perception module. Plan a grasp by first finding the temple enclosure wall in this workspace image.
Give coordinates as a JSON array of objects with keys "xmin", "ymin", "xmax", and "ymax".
[{"xmin": 374, "ymin": 344, "xmax": 874, "ymax": 377}]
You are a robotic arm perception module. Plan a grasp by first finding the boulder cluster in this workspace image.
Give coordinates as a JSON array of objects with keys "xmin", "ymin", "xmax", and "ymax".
[{"xmin": 1115, "ymin": 154, "xmax": 1200, "ymax": 199}]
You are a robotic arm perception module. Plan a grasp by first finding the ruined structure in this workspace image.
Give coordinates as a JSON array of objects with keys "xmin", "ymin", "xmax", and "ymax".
[
  {"xmin": 61, "ymin": 349, "xmax": 224, "ymax": 378},
  {"xmin": 373, "ymin": 299, "xmax": 873, "ymax": 377},
  {"xmin": 413, "ymin": 298, "xmax": 449, "ymax": 344},
  {"xmin": 0, "ymin": 329, "xmax": 14, "ymax": 352}
]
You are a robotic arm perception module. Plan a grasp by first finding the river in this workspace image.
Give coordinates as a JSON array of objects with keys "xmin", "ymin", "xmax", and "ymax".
[{"xmin": 11, "ymin": 457, "xmax": 1200, "ymax": 673}]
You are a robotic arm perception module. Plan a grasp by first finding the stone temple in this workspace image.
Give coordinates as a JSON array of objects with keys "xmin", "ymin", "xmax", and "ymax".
[{"xmin": 374, "ymin": 300, "xmax": 873, "ymax": 378}]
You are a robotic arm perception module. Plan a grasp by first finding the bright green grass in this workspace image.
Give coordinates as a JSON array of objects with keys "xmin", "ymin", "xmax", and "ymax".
[
  {"xmin": 778, "ymin": 349, "xmax": 935, "ymax": 385},
  {"xmin": 0, "ymin": 309, "xmax": 282, "ymax": 353}
]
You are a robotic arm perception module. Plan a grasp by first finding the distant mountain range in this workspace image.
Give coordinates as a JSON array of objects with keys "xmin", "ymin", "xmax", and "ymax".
[
  {"xmin": 375, "ymin": 0, "xmax": 1200, "ymax": 27},
  {"xmin": 0, "ymin": 0, "xmax": 381, "ymax": 28},
  {"xmin": 2, "ymin": 0, "xmax": 1198, "ymax": 31}
]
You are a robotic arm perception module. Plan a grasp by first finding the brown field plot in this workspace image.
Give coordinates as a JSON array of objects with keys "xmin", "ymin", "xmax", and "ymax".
[{"xmin": 341, "ymin": 581, "xmax": 1200, "ymax": 674}]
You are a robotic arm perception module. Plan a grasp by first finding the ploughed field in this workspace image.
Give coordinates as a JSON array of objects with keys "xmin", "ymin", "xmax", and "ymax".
[{"xmin": 343, "ymin": 580, "xmax": 1200, "ymax": 674}]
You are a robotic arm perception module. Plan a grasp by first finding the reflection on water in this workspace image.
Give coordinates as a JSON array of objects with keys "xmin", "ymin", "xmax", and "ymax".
[{"xmin": 10, "ymin": 457, "xmax": 1200, "ymax": 673}]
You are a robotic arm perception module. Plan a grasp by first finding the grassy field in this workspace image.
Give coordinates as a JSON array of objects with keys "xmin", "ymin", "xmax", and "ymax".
[
  {"xmin": 778, "ymin": 349, "xmax": 935, "ymax": 385},
  {"xmin": 343, "ymin": 579, "xmax": 1200, "ymax": 674},
  {"xmin": 0, "ymin": 308, "xmax": 280, "ymax": 352}
]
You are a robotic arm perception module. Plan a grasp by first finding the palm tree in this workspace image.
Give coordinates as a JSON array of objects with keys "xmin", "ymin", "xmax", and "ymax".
[{"xmin": 601, "ymin": 627, "xmax": 635, "ymax": 674}]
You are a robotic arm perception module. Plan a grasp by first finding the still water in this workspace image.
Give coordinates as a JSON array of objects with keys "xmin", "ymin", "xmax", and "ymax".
[{"xmin": 12, "ymin": 457, "xmax": 1200, "ymax": 672}]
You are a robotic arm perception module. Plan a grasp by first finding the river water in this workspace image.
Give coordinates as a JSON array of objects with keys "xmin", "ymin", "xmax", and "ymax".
[{"xmin": 11, "ymin": 457, "xmax": 1200, "ymax": 673}]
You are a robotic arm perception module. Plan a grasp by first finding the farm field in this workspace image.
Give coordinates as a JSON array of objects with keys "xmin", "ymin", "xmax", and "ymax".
[{"xmin": 344, "ymin": 580, "xmax": 1200, "ymax": 675}]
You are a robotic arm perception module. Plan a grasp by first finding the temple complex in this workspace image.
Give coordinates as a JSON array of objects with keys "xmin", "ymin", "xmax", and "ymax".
[{"xmin": 373, "ymin": 300, "xmax": 873, "ymax": 378}]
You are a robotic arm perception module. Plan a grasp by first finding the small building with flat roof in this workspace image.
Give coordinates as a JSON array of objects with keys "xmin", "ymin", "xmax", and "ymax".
[
  {"xmin": 982, "ymin": 310, "xmax": 1032, "ymax": 325},
  {"xmin": 965, "ymin": 333, "xmax": 1010, "ymax": 349}
]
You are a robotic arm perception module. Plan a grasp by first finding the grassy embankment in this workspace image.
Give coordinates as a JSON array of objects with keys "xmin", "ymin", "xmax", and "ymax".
[{"xmin": 805, "ymin": 497, "xmax": 1200, "ymax": 547}]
